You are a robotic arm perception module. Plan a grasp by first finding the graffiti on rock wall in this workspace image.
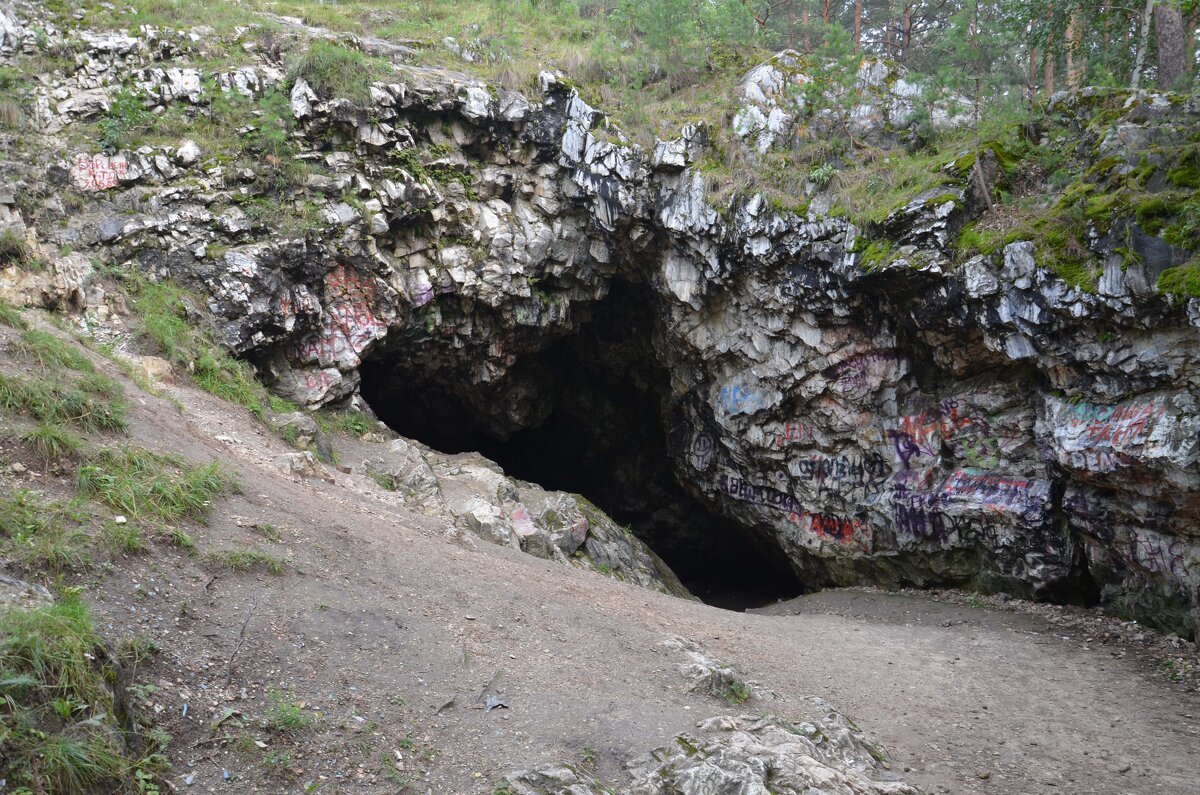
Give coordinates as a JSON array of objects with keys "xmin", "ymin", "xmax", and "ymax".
[
  {"xmin": 718, "ymin": 473, "xmax": 805, "ymax": 519},
  {"xmin": 1062, "ymin": 397, "xmax": 1165, "ymax": 450},
  {"xmin": 716, "ymin": 473, "xmax": 867, "ymax": 545},
  {"xmin": 689, "ymin": 432, "xmax": 715, "ymax": 471},
  {"xmin": 941, "ymin": 469, "xmax": 1048, "ymax": 519},
  {"xmin": 1131, "ymin": 533, "xmax": 1192, "ymax": 578},
  {"xmin": 888, "ymin": 398, "xmax": 1000, "ymax": 470},
  {"xmin": 771, "ymin": 419, "xmax": 816, "ymax": 448},
  {"xmin": 823, "ymin": 349, "xmax": 905, "ymax": 394},
  {"xmin": 891, "ymin": 480, "xmax": 955, "ymax": 543},
  {"xmin": 71, "ymin": 153, "xmax": 129, "ymax": 191},
  {"xmin": 1064, "ymin": 449, "xmax": 1133, "ymax": 473},
  {"xmin": 292, "ymin": 266, "xmax": 388, "ymax": 368},
  {"xmin": 789, "ymin": 452, "xmax": 891, "ymax": 491},
  {"xmin": 718, "ymin": 383, "xmax": 765, "ymax": 415}
]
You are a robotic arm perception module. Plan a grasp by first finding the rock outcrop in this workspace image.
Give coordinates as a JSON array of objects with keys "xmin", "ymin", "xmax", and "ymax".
[
  {"xmin": 504, "ymin": 710, "xmax": 922, "ymax": 795},
  {"xmin": 357, "ymin": 437, "xmax": 692, "ymax": 597},
  {"xmin": 2, "ymin": 1, "xmax": 1199, "ymax": 635}
]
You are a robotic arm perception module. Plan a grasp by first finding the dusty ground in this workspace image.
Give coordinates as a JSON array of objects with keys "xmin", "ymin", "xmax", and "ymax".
[{"xmin": 3, "ymin": 328, "xmax": 1199, "ymax": 795}]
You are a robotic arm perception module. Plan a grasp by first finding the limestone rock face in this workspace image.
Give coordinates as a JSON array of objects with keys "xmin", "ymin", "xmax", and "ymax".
[
  {"xmin": 503, "ymin": 698, "xmax": 920, "ymax": 795},
  {"xmin": 4, "ymin": 9, "xmax": 1200, "ymax": 634},
  {"xmin": 732, "ymin": 51, "xmax": 970, "ymax": 153}
]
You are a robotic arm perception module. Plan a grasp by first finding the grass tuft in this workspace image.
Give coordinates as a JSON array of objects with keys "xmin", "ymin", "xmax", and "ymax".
[
  {"xmin": 0, "ymin": 297, "xmax": 27, "ymax": 328},
  {"xmin": 129, "ymin": 277, "xmax": 278, "ymax": 415},
  {"xmin": 77, "ymin": 447, "xmax": 235, "ymax": 524},
  {"xmin": 0, "ymin": 593, "xmax": 170, "ymax": 792},
  {"xmin": 99, "ymin": 519, "xmax": 148, "ymax": 555},
  {"xmin": 0, "ymin": 373, "xmax": 129, "ymax": 434},
  {"xmin": 0, "ymin": 227, "xmax": 30, "ymax": 265},
  {"xmin": 21, "ymin": 422, "xmax": 85, "ymax": 463},
  {"xmin": 287, "ymin": 40, "xmax": 388, "ymax": 103},
  {"xmin": 209, "ymin": 547, "xmax": 286, "ymax": 575},
  {"xmin": 12, "ymin": 329, "xmax": 95, "ymax": 374},
  {"xmin": 0, "ymin": 490, "xmax": 92, "ymax": 572},
  {"xmin": 266, "ymin": 688, "xmax": 314, "ymax": 731}
]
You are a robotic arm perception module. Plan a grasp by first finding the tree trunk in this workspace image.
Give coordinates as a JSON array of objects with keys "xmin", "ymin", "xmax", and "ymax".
[
  {"xmin": 971, "ymin": 0, "xmax": 993, "ymax": 211},
  {"xmin": 1066, "ymin": 11, "xmax": 1086, "ymax": 89},
  {"xmin": 1132, "ymin": 0, "xmax": 1155, "ymax": 90},
  {"xmin": 854, "ymin": 0, "xmax": 863, "ymax": 51},
  {"xmin": 1045, "ymin": 38, "xmax": 1056, "ymax": 94},
  {"xmin": 901, "ymin": 4, "xmax": 913, "ymax": 62},
  {"xmin": 822, "ymin": 0, "xmax": 832, "ymax": 25},
  {"xmin": 802, "ymin": 7, "xmax": 811, "ymax": 53},
  {"xmin": 1065, "ymin": 14, "xmax": 1076, "ymax": 89},
  {"xmin": 1028, "ymin": 45, "xmax": 1039, "ymax": 97},
  {"xmin": 1155, "ymin": 1, "xmax": 1190, "ymax": 90}
]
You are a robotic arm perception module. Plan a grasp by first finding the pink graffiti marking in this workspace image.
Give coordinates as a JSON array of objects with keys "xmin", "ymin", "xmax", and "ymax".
[
  {"xmin": 510, "ymin": 504, "xmax": 538, "ymax": 537},
  {"xmin": 292, "ymin": 266, "xmax": 388, "ymax": 367},
  {"xmin": 890, "ymin": 398, "xmax": 998, "ymax": 468},
  {"xmin": 772, "ymin": 420, "xmax": 815, "ymax": 448},
  {"xmin": 71, "ymin": 153, "xmax": 129, "ymax": 191},
  {"xmin": 301, "ymin": 370, "xmax": 335, "ymax": 391}
]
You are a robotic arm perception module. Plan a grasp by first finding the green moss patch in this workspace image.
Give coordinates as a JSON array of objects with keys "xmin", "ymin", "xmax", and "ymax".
[{"xmin": 1157, "ymin": 262, "xmax": 1200, "ymax": 298}]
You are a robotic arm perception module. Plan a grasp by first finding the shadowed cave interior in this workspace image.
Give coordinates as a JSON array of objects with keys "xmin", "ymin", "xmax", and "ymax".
[{"xmin": 359, "ymin": 282, "xmax": 804, "ymax": 610}]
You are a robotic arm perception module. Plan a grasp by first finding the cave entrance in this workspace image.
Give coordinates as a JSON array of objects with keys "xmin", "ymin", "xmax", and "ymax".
[{"xmin": 358, "ymin": 281, "xmax": 803, "ymax": 610}]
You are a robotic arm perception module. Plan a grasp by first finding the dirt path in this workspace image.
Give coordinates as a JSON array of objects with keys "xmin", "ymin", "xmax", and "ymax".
[{"xmin": 12, "ymin": 338, "xmax": 1198, "ymax": 795}]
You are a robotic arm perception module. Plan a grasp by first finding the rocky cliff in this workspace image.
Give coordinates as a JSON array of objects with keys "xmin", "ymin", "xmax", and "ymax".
[{"xmin": 2, "ymin": 0, "xmax": 1198, "ymax": 635}]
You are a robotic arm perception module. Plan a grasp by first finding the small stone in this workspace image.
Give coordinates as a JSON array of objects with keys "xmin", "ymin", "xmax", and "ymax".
[
  {"xmin": 175, "ymin": 139, "xmax": 201, "ymax": 166},
  {"xmin": 114, "ymin": 515, "xmax": 127, "ymax": 525}
]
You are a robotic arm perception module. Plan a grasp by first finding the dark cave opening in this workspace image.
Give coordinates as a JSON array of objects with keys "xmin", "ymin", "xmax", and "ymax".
[{"xmin": 359, "ymin": 282, "xmax": 804, "ymax": 610}]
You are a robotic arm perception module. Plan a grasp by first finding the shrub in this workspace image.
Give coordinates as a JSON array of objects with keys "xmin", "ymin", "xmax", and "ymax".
[{"xmin": 97, "ymin": 90, "xmax": 151, "ymax": 154}]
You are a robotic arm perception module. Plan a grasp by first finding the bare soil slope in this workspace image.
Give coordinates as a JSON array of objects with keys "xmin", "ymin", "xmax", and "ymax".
[{"xmin": 3, "ymin": 325, "xmax": 1199, "ymax": 795}]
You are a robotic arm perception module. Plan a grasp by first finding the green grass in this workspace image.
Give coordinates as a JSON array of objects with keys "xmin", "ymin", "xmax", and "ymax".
[
  {"xmin": 0, "ymin": 227, "xmax": 30, "ymax": 266},
  {"xmin": 12, "ymin": 328, "xmax": 95, "ymax": 373},
  {"xmin": 365, "ymin": 468, "xmax": 398, "ymax": 491},
  {"xmin": 0, "ymin": 489, "xmax": 92, "ymax": 572},
  {"xmin": 1158, "ymin": 262, "xmax": 1200, "ymax": 298},
  {"xmin": 76, "ymin": 447, "xmax": 234, "ymax": 524},
  {"xmin": 0, "ymin": 373, "xmax": 129, "ymax": 434},
  {"xmin": 319, "ymin": 409, "xmax": 374, "ymax": 438},
  {"xmin": 0, "ymin": 297, "xmax": 27, "ymax": 329},
  {"xmin": 99, "ymin": 518, "xmax": 149, "ymax": 555},
  {"xmin": 0, "ymin": 593, "xmax": 170, "ymax": 793},
  {"xmin": 128, "ymin": 277, "xmax": 279, "ymax": 415},
  {"xmin": 253, "ymin": 523, "xmax": 281, "ymax": 542},
  {"xmin": 716, "ymin": 676, "xmax": 750, "ymax": 705},
  {"xmin": 266, "ymin": 688, "xmax": 314, "ymax": 732},
  {"xmin": 209, "ymin": 547, "xmax": 287, "ymax": 574},
  {"xmin": 287, "ymin": 40, "xmax": 390, "ymax": 103},
  {"xmin": 21, "ymin": 422, "xmax": 85, "ymax": 463}
]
